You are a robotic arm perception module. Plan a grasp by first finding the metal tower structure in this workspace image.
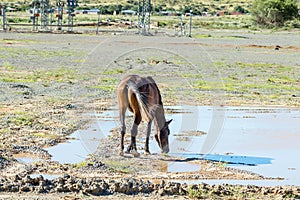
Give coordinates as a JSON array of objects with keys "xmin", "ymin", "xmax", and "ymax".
[
  {"xmin": 40, "ymin": 0, "xmax": 50, "ymax": 30},
  {"xmin": 67, "ymin": 0, "xmax": 77, "ymax": 32},
  {"xmin": 138, "ymin": 0, "xmax": 151, "ymax": 35},
  {"xmin": 56, "ymin": 0, "xmax": 64, "ymax": 31},
  {"xmin": 31, "ymin": 0, "xmax": 40, "ymax": 31},
  {"xmin": 0, "ymin": 5, "xmax": 7, "ymax": 31}
]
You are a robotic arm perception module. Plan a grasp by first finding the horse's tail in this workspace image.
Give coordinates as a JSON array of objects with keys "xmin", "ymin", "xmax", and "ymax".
[{"xmin": 126, "ymin": 80, "xmax": 152, "ymax": 122}]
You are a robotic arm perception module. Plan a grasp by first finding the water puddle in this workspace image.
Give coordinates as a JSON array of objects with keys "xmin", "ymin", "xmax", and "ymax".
[
  {"xmin": 13, "ymin": 153, "xmax": 43, "ymax": 163},
  {"xmin": 168, "ymin": 179, "xmax": 289, "ymax": 187},
  {"xmin": 14, "ymin": 105, "xmax": 300, "ymax": 186},
  {"xmin": 45, "ymin": 112, "xmax": 117, "ymax": 164},
  {"xmin": 151, "ymin": 106, "xmax": 300, "ymax": 186},
  {"xmin": 29, "ymin": 173, "xmax": 60, "ymax": 180},
  {"xmin": 47, "ymin": 105, "xmax": 300, "ymax": 186},
  {"xmin": 163, "ymin": 162, "xmax": 201, "ymax": 173}
]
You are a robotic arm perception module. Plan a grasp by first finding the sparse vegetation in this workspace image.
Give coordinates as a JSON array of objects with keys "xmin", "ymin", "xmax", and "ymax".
[
  {"xmin": 0, "ymin": 67, "xmax": 78, "ymax": 83},
  {"xmin": 73, "ymin": 161, "xmax": 95, "ymax": 168},
  {"xmin": 105, "ymin": 160, "xmax": 131, "ymax": 174},
  {"xmin": 192, "ymin": 62, "xmax": 300, "ymax": 105}
]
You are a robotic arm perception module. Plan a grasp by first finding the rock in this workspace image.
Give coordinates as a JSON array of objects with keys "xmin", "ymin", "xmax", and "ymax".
[
  {"xmin": 20, "ymin": 185, "xmax": 31, "ymax": 192},
  {"xmin": 132, "ymin": 150, "xmax": 140, "ymax": 157},
  {"xmin": 84, "ymin": 179, "xmax": 108, "ymax": 195}
]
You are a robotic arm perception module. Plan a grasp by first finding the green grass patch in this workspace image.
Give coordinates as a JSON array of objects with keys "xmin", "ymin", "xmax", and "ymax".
[
  {"xmin": 45, "ymin": 97, "xmax": 71, "ymax": 105},
  {"xmin": 1, "ymin": 38, "xmax": 36, "ymax": 44},
  {"xmin": 0, "ymin": 128, "xmax": 9, "ymax": 135},
  {"xmin": 90, "ymin": 77, "xmax": 119, "ymax": 92},
  {"xmin": 105, "ymin": 160, "xmax": 131, "ymax": 174},
  {"xmin": 192, "ymin": 61, "xmax": 299, "ymax": 105},
  {"xmin": 0, "ymin": 67, "xmax": 78, "ymax": 83},
  {"xmin": 102, "ymin": 69, "xmax": 124, "ymax": 75},
  {"xmin": 193, "ymin": 34, "xmax": 248, "ymax": 39},
  {"xmin": 2, "ymin": 62, "xmax": 16, "ymax": 70},
  {"xmin": 72, "ymin": 161, "xmax": 95, "ymax": 169},
  {"xmin": 33, "ymin": 132, "xmax": 58, "ymax": 139},
  {"xmin": 7, "ymin": 111, "xmax": 37, "ymax": 126},
  {"xmin": 100, "ymin": 77, "xmax": 119, "ymax": 85},
  {"xmin": 187, "ymin": 187, "xmax": 206, "ymax": 199},
  {"xmin": 182, "ymin": 73, "xmax": 203, "ymax": 79},
  {"xmin": 193, "ymin": 34, "xmax": 213, "ymax": 39},
  {"xmin": 0, "ymin": 46, "xmax": 83, "ymax": 59}
]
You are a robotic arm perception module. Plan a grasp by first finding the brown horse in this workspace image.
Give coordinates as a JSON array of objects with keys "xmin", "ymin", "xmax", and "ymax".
[{"xmin": 117, "ymin": 75, "xmax": 172, "ymax": 157}]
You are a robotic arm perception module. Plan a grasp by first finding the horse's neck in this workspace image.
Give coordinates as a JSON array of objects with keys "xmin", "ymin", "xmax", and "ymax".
[{"xmin": 154, "ymin": 105, "xmax": 166, "ymax": 130}]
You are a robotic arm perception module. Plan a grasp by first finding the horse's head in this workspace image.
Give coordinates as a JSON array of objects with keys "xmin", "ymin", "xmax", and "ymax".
[{"xmin": 155, "ymin": 119, "xmax": 172, "ymax": 153}]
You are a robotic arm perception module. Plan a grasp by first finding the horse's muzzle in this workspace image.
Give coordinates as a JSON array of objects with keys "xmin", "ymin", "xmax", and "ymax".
[{"xmin": 162, "ymin": 145, "xmax": 169, "ymax": 153}]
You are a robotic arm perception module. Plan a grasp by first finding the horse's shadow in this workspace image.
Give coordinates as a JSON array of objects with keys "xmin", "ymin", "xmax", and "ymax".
[{"xmin": 124, "ymin": 152, "xmax": 273, "ymax": 166}]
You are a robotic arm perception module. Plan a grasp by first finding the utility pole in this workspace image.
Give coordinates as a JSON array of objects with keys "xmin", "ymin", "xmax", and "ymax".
[
  {"xmin": 96, "ymin": 10, "xmax": 100, "ymax": 34},
  {"xmin": 189, "ymin": 10, "xmax": 192, "ymax": 37},
  {"xmin": 180, "ymin": 14, "xmax": 183, "ymax": 36}
]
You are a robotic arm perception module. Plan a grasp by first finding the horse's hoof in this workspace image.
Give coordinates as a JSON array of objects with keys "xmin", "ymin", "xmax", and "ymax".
[
  {"xmin": 145, "ymin": 151, "xmax": 151, "ymax": 155},
  {"xmin": 125, "ymin": 150, "xmax": 130, "ymax": 154},
  {"xmin": 119, "ymin": 151, "xmax": 124, "ymax": 156},
  {"xmin": 132, "ymin": 150, "xmax": 140, "ymax": 157}
]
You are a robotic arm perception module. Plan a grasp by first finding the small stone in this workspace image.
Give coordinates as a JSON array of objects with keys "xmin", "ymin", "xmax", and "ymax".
[{"xmin": 20, "ymin": 185, "xmax": 31, "ymax": 192}]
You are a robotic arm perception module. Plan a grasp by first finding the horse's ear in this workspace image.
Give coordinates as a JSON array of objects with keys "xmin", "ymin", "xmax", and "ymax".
[{"xmin": 166, "ymin": 119, "xmax": 173, "ymax": 126}]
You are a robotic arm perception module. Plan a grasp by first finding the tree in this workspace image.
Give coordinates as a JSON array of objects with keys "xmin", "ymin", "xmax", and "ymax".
[{"xmin": 252, "ymin": 0, "xmax": 299, "ymax": 27}]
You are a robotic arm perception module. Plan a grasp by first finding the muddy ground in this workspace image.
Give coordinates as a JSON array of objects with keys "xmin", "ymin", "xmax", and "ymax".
[{"xmin": 0, "ymin": 29, "xmax": 300, "ymax": 199}]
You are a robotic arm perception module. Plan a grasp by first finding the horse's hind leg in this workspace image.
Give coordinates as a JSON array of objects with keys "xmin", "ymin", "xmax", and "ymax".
[
  {"xmin": 118, "ymin": 86, "xmax": 128, "ymax": 156},
  {"xmin": 126, "ymin": 112, "xmax": 141, "ymax": 157},
  {"xmin": 119, "ymin": 106, "xmax": 126, "ymax": 156},
  {"xmin": 144, "ymin": 121, "xmax": 152, "ymax": 155},
  {"xmin": 124, "ymin": 92, "xmax": 141, "ymax": 157}
]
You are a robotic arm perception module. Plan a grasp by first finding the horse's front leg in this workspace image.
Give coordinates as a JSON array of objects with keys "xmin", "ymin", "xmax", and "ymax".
[{"xmin": 144, "ymin": 121, "xmax": 152, "ymax": 155}]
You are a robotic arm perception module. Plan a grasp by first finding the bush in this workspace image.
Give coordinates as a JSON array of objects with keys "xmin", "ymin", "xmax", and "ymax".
[
  {"xmin": 252, "ymin": 0, "xmax": 299, "ymax": 27},
  {"xmin": 234, "ymin": 5, "xmax": 248, "ymax": 14}
]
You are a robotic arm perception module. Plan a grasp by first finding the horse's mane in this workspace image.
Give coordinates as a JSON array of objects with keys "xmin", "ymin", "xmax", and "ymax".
[{"xmin": 146, "ymin": 76, "xmax": 163, "ymax": 105}]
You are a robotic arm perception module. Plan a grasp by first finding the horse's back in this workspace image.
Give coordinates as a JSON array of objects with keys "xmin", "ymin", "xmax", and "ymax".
[
  {"xmin": 121, "ymin": 75, "xmax": 161, "ymax": 103},
  {"xmin": 118, "ymin": 75, "xmax": 162, "ymax": 120}
]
